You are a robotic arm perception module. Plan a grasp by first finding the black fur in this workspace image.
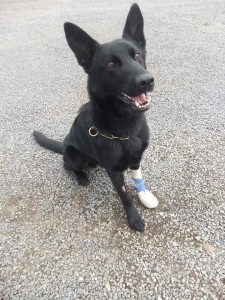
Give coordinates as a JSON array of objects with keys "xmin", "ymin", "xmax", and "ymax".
[{"xmin": 33, "ymin": 3, "xmax": 155, "ymax": 232}]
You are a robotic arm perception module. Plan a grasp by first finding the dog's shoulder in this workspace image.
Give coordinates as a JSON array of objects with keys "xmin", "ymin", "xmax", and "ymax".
[
  {"xmin": 74, "ymin": 102, "xmax": 93, "ymax": 127},
  {"xmin": 78, "ymin": 102, "xmax": 92, "ymax": 116},
  {"xmin": 68, "ymin": 102, "xmax": 93, "ymax": 140}
]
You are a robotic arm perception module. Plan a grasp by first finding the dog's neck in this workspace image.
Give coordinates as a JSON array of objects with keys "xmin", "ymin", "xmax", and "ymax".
[{"xmin": 89, "ymin": 93, "xmax": 144, "ymax": 136}]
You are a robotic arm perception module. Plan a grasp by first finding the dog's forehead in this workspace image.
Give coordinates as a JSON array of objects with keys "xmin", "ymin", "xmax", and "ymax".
[{"xmin": 99, "ymin": 39, "xmax": 136, "ymax": 57}]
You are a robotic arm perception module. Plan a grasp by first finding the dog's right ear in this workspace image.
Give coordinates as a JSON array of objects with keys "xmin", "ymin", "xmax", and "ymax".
[{"xmin": 64, "ymin": 22, "xmax": 100, "ymax": 73}]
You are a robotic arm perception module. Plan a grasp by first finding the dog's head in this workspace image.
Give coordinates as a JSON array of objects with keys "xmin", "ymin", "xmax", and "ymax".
[{"xmin": 64, "ymin": 3, "xmax": 154, "ymax": 112}]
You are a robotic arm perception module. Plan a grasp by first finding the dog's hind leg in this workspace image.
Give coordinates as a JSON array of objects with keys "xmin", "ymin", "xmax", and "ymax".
[
  {"xmin": 106, "ymin": 169, "xmax": 145, "ymax": 232},
  {"xmin": 64, "ymin": 145, "xmax": 89, "ymax": 186}
]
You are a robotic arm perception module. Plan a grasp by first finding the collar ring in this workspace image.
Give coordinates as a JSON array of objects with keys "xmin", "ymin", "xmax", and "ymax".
[{"xmin": 89, "ymin": 126, "xmax": 98, "ymax": 137}]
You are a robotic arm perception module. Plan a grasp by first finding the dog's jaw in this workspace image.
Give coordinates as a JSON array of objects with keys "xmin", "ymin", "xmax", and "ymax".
[{"xmin": 120, "ymin": 92, "xmax": 151, "ymax": 111}]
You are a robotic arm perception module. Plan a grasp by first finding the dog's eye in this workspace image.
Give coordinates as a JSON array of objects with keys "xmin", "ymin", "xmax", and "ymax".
[
  {"xmin": 106, "ymin": 61, "xmax": 114, "ymax": 69},
  {"xmin": 135, "ymin": 52, "xmax": 140, "ymax": 60}
]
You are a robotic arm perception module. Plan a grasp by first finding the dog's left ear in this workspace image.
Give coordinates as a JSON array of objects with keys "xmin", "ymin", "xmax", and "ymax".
[{"xmin": 122, "ymin": 3, "xmax": 146, "ymax": 48}]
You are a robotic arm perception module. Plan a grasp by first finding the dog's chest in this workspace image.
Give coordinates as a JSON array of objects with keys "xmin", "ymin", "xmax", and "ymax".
[{"xmin": 114, "ymin": 136, "xmax": 148, "ymax": 171}]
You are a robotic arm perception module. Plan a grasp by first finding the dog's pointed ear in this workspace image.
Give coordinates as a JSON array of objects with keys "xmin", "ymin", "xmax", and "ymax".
[
  {"xmin": 64, "ymin": 22, "xmax": 100, "ymax": 73},
  {"xmin": 122, "ymin": 3, "xmax": 146, "ymax": 48}
]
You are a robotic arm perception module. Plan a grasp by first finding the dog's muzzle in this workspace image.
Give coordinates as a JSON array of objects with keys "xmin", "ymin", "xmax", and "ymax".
[{"xmin": 120, "ymin": 92, "xmax": 151, "ymax": 111}]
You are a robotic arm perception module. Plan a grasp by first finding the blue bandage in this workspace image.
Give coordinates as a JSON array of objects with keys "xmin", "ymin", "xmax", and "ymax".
[{"xmin": 132, "ymin": 178, "xmax": 146, "ymax": 193}]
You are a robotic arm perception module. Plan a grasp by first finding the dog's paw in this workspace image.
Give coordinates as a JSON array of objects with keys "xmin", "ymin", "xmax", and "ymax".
[
  {"xmin": 131, "ymin": 177, "xmax": 158, "ymax": 208},
  {"xmin": 127, "ymin": 207, "xmax": 145, "ymax": 232},
  {"xmin": 64, "ymin": 161, "xmax": 72, "ymax": 171},
  {"xmin": 138, "ymin": 190, "xmax": 158, "ymax": 208},
  {"xmin": 74, "ymin": 171, "xmax": 89, "ymax": 186}
]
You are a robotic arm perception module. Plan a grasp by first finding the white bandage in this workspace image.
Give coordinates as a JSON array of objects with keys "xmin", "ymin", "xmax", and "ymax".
[{"xmin": 130, "ymin": 168, "xmax": 158, "ymax": 209}]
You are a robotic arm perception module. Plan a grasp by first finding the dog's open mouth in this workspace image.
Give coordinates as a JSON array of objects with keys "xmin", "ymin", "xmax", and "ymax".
[{"xmin": 120, "ymin": 92, "xmax": 151, "ymax": 111}]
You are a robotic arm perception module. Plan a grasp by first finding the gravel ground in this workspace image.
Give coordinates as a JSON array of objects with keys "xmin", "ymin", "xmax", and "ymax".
[{"xmin": 1, "ymin": 0, "xmax": 225, "ymax": 299}]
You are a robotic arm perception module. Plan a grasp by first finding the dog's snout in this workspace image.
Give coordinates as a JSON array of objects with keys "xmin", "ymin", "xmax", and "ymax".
[{"xmin": 135, "ymin": 74, "xmax": 154, "ymax": 91}]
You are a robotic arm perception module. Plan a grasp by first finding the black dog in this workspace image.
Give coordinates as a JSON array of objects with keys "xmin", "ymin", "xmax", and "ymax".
[{"xmin": 33, "ymin": 3, "xmax": 158, "ymax": 232}]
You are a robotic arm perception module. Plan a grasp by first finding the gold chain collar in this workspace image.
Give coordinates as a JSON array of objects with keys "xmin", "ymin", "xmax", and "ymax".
[{"xmin": 88, "ymin": 126, "xmax": 130, "ymax": 140}]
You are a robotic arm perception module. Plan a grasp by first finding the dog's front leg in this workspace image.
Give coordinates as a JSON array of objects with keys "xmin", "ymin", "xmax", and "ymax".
[
  {"xmin": 106, "ymin": 169, "xmax": 145, "ymax": 232},
  {"xmin": 130, "ymin": 165, "xmax": 158, "ymax": 209}
]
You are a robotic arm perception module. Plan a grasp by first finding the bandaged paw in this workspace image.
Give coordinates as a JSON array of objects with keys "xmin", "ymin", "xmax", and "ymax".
[
  {"xmin": 137, "ymin": 189, "xmax": 158, "ymax": 208},
  {"xmin": 132, "ymin": 178, "xmax": 158, "ymax": 208}
]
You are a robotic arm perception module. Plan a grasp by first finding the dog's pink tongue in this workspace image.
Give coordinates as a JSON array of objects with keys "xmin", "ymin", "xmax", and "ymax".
[{"xmin": 130, "ymin": 93, "xmax": 146, "ymax": 104}]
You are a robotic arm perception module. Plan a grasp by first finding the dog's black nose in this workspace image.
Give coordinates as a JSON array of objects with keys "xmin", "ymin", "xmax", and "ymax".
[{"xmin": 135, "ymin": 74, "xmax": 154, "ymax": 91}]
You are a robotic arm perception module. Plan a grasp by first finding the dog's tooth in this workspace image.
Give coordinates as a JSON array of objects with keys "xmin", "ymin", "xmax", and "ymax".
[
  {"xmin": 146, "ymin": 93, "xmax": 151, "ymax": 101},
  {"xmin": 135, "ymin": 101, "xmax": 139, "ymax": 107}
]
